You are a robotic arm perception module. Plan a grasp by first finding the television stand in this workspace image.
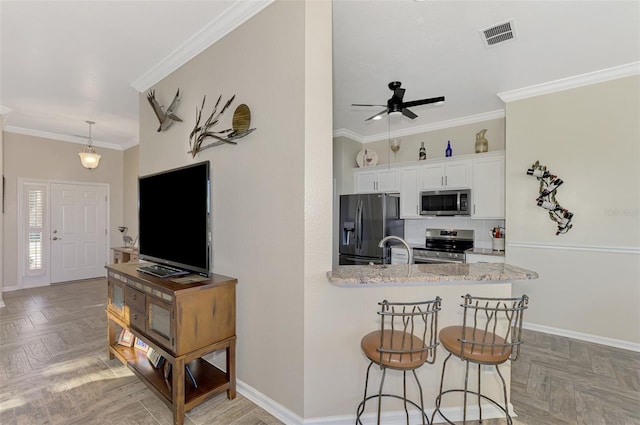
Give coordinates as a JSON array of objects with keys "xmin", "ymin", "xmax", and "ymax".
[
  {"xmin": 106, "ymin": 262, "xmax": 237, "ymax": 425},
  {"xmin": 137, "ymin": 263, "xmax": 189, "ymax": 278}
]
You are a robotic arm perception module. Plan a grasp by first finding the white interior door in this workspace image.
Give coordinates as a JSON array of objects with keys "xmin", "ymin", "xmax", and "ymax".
[{"xmin": 50, "ymin": 183, "xmax": 107, "ymax": 283}]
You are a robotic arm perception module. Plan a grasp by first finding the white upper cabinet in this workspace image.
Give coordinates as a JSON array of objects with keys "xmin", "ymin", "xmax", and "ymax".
[
  {"xmin": 421, "ymin": 159, "xmax": 471, "ymax": 190},
  {"xmin": 399, "ymin": 166, "xmax": 421, "ymax": 218},
  {"xmin": 354, "ymin": 168, "xmax": 399, "ymax": 193},
  {"xmin": 471, "ymin": 152, "xmax": 505, "ymax": 219}
]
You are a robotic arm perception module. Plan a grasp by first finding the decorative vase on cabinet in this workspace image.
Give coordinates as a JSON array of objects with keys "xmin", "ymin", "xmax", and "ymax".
[{"xmin": 475, "ymin": 129, "xmax": 488, "ymax": 153}]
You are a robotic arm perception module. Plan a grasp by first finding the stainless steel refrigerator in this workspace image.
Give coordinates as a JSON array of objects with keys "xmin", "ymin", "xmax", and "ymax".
[{"xmin": 339, "ymin": 193, "xmax": 404, "ymax": 265}]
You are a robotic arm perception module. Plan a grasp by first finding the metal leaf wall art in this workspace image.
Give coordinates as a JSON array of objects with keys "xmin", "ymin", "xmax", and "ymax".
[{"xmin": 188, "ymin": 94, "xmax": 256, "ymax": 157}]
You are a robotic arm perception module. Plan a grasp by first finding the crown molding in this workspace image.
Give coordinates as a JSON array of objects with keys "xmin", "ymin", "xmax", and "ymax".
[
  {"xmin": 3, "ymin": 126, "xmax": 127, "ymax": 151},
  {"xmin": 0, "ymin": 106, "xmax": 13, "ymax": 115},
  {"xmin": 498, "ymin": 61, "xmax": 640, "ymax": 103},
  {"xmin": 131, "ymin": 0, "xmax": 275, "ymax": 92},
  {"xmin": 333, "ymin": 110, "xmax": 505, "ymax": 143}
]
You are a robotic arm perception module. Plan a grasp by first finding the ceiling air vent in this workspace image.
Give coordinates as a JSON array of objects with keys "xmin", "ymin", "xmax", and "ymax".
[{"xmin": 480, "ymin": 19, "xmax": 517, "ymax": 48}]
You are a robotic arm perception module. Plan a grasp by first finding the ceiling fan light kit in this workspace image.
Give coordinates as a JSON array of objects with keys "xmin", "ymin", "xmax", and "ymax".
[{"xmin": 78, "ymin": 120, "xmax": 101, "ymax": 169}]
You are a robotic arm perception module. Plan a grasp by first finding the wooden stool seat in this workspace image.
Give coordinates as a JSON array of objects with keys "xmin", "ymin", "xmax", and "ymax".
[
  {"xmin": 439, "ymin": 326, "xmax": 512, "ymax": 364},
  {"xmin": 361, "ymin": 330, "xmax": 429, "ymax": 369}
]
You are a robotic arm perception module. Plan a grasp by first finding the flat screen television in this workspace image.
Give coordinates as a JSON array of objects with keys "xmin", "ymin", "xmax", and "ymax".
[{"xmin": 137, "ymin": 161, "xmax": 211, "ymax": 277}]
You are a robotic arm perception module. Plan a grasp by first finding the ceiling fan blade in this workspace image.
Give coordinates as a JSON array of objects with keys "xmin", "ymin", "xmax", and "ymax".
[
  {"xmin": 365, "ymin": 109, "xmax": 388, "ymax": 121},
  {"xmin": 402, "ymin": 108, "xmax": 418, "ymax": 119},
  {"xmin": 352, "ymin": 103, "xmax": 386, "ymax": 107},
  {"xmin": 402, "ymin": 96, "xmax": 445, "ymax": 108}
]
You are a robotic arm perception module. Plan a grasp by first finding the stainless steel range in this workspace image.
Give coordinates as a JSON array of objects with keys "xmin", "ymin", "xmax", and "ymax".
[{"xmin": 413, "ymin": 228, "xmax": 474, "ymax": 264}]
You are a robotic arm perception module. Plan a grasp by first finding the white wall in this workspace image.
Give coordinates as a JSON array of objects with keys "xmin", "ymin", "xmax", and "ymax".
[{"xmin": 506, "ymin": 75, "xmax": 640, "ymax": 347}]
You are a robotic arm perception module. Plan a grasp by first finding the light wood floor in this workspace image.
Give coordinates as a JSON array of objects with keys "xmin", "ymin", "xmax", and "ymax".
[{"xmin": 1, "ymin": 279, "xmax": 639, "ymax": 424}]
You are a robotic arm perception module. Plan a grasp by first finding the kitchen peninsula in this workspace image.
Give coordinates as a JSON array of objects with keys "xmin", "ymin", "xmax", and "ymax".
[
  {"xmin": 326, "ymin": 262, "xmax": 537, "ymax": 422},
  {"xmin": 327, "ymin": 262, "xmax": 538, "ymax": 286}
]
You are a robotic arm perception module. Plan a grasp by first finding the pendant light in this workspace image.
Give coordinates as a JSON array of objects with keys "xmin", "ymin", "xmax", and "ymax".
[{"xmin": 78, "ymin": 120, "xmax": 101, "ymax": 169}]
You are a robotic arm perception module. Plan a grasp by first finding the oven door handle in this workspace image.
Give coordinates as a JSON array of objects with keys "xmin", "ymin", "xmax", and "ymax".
[{"xmin": 414, "ymin": 257, "xmax": 464, "ymax": 264}]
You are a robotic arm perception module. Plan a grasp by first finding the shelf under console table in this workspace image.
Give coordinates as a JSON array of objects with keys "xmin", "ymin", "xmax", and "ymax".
[{"xmin": 105, "ymin": 262, "xmax": 237, "ymax": 425}]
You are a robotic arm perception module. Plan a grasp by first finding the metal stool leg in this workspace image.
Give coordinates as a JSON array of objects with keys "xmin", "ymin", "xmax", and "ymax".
[
  {"xmin": 377, "ymin": 367, "xmax": 387, "ymax": 425},
  {"xmin": 356, "ymin": 361, "xmax": 374, "ymax": 425},
  {"xmin": 431, "ymin": 352, "xmax": 453, "ymax": 424},
  {"xmin": 495, "ymin": 364, "xmax": 513, "ymax": 425},
  {"xmin": 477, "ymin": 364, "xmax": 482, "ymax": 423},
  {"xmin": 412, "ymin": 369, "xmax": 427, "ymax": 425}
]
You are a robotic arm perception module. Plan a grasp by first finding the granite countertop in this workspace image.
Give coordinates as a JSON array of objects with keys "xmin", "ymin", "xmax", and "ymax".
[
  {"xmin": 465, "ymin": 248, "xmax": 505, "ymax": 257},
  {"xmin": 326, "ymin": 263, "xmax": 538, "ymax": 287}
]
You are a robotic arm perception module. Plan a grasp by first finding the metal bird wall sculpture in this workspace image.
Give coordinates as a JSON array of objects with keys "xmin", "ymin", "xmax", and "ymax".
[{"xmin": 146, "ymin": 89, "xmax": 183, "ymax": 132}]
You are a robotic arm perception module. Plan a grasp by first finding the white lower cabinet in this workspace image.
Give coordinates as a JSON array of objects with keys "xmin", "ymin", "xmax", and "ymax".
[
  {"xmin": 472, "ymin": 152, "xmax": 505, "ymax": 219},
  {"xmin": 399, "ymin": 166, "xmax": 421, "ymax": 218},
  {"xmin": 465, "ymin": 253, "xmax": 505, "ymax": 263},
  {"xmin": 391, "ymin": 246, "xmax": 411, "ymax": 264}
]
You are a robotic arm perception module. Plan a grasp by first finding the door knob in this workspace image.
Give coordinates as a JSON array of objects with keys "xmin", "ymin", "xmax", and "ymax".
[{"xmin": 52, "ymin": 237, "xmax": 62, "ymax": 241}]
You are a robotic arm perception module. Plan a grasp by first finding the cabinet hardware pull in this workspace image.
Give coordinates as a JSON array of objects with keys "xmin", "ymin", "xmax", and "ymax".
[{"xmin": 441, "ymin": 176, "xmax": 444, "ymax": 186}]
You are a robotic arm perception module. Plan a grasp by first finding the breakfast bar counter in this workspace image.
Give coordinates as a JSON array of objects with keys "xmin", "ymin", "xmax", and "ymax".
[{"xmin": 326, "ymin": 263, "xmax": 538, "ymax": 286}]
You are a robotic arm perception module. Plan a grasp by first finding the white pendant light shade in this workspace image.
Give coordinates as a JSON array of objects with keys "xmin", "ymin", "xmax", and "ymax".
[
  {"xmin": 79, "ymin": 120, "xmax": 101, "ymax": 169},
  {"xmin": 79, "ymin": 148, "xmax": 101, "ymax": 169}
]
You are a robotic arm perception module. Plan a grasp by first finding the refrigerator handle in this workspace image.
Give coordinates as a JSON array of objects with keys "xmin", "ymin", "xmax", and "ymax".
[
  {"xmin": 355, "ymin": 200, "xmax": 362, "ymax": 250},
  {"xmin": 358, "ymin": 199, "xmax": 364, "ymax": 250}
]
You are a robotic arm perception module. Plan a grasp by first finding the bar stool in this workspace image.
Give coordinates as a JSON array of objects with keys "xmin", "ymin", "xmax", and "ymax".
[
  {"xmin": 431, "ymin": 294, "xmax": 529, "ymax": 425},
  {"xmin": 356, "ymin": 298, "xmax": 442, "ymax": 425}
]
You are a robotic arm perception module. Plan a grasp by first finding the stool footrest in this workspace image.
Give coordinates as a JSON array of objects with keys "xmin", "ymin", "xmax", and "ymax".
[
  {"xmin": 356, "ymin": 393, "xmax": 431, "ymax": 425},
  {"xmin": 432, "ymin": 389, "xmax": 513, "ymax": 425}
]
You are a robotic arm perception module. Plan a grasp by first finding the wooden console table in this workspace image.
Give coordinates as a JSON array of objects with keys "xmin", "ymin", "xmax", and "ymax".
[{"xmin": 105, "ymin": 262, "xmax": 237, "ymax": 425}]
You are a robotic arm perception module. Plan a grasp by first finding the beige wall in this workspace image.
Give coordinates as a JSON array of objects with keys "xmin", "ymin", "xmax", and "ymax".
[
  {"xmin": 0, "ymin": 115, "xmax": 4, "ymax": 304},
  {"xmin": 138, "ymin": 0, "xmax": 307, "ymax": 416},
  {"xmin": 122, "ymin": 145, "xmax": 139, "ymax": 245},
  {"xmin": 2, "ymin": 131, "xmax": 124, "ymax": 288},
  {"xmin": 362, "ymin": 117, "xmax": 505, "ymax": 165},
  {"xmin": 506, "ymin": 75, "xmax": 640, "ymax": 345}
]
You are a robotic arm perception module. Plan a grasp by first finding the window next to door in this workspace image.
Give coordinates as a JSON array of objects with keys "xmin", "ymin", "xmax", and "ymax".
[{"xmin": 26, "ymin": 184, "xmax": 45, "ymax": 277}]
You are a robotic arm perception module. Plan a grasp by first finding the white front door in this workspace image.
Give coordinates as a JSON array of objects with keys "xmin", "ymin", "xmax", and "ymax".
[{"xmin": 50, "ymin": 183, "xmax": 107, "ymax": 283}]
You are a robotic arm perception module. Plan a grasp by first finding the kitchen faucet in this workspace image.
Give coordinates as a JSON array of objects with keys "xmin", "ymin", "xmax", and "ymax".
[{"xmin": 378, "ymin": 236, "xmax": 413, "ymax": 265}]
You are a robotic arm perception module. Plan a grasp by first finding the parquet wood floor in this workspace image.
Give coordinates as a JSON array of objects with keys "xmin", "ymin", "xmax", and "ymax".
[{"xmin": 1, "ymin": 279, "xmax": 639, "ymax": 424}]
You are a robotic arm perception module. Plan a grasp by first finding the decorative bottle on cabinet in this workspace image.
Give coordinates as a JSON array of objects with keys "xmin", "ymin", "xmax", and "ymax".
[
  {"xmin": 419, "ymin": 142, "xmax": 426, "ymax": 160},
  {"xmin": 445, "ymin": 140, "xmax": 452, "ymax": 157},
  {"xmin": 475, "ymin": 129, "xmax": 488, "ymax": 153}
]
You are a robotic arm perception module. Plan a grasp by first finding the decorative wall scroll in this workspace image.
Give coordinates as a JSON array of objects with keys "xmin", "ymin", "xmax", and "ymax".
[
  {"xmin": 188, "ymin": 94, "xmax": 256, "ymax": 158},
  {"xmin": 527, "ymin": 161, "xmax": 573, "ymax": 235}
]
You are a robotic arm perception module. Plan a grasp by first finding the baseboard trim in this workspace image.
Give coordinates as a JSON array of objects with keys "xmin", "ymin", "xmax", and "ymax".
[
  {"xmin": 238, "ymin": 378, "xmax": 512, "ymax": 425},
  {"xmin": 523, "ymin": 322, "xmax": 640, "ymax": 353},
  {"xmin": 237, "ymin": 379, "xmax": 303, "ymax": 425}
]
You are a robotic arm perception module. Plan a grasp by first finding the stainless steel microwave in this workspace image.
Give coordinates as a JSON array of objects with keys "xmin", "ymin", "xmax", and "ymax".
[{"xmin": 420, "ymin": 189, "xmax": 471, "ymax": 216}]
